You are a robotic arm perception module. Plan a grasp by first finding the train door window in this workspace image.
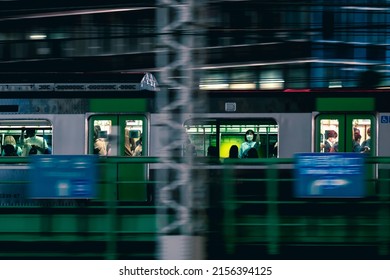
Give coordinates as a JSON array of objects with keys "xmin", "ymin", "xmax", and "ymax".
[
  {"xmin": 316, "ymin": 114, "xmax": 374, "ymax": 154},
  {"xmin": 90, "ymin": 119, "xmax": 113, "ymax": 156},
  {"xmin": 318, "ymin": 117, "xmax": 342, "ymax": 152},
  {"xmin": 120, "ymin": 117, "xmax": 145, "ymax": 157},
  {"xmin": 348, "ymin": 116, "xmax": 373, "ymax": 154},
  {"xmin": 88, "ymin": 115, "xmax": 147, "ymax": 156},
  {"xmin": 0, "ymin": 120, "xmax": 52, "ymax": 157}
]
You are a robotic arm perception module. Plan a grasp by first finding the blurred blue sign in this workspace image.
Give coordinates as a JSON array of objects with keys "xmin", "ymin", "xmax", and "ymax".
[
  {"xmin": 29, "ymin": 155, "xmax": 97, "ymax": 199},
  {"xmin": 294, "ymin": 153, "xmax": 365, "ymax": 198}
]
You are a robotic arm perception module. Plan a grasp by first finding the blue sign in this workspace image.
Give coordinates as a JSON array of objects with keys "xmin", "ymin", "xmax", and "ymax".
[
  {"xmin": 29, "ymin": 155, "xmax": 98, "ymax": 199},
  {"xmin": 381, "ymin": 116, "xmax": 389, "ymax": 123},
  {"xmin": 294, "ymin": 153, "xmax": 365, "ymax": 198}
]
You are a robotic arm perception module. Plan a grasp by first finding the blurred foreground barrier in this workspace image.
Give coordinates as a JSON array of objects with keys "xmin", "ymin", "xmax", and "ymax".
[
  {"xmin": 219, "ymin": 156, "xmax": 390, "ymax": 259},
  {"xmin": 0, "ymin": 156, "xmax": 389, "ymax": 259}
]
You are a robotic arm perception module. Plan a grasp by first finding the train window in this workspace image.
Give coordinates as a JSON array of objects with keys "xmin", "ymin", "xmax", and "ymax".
[
  {"xmin": 185, "ymin": 123, "xmax": 217, "ymax": 157},
  {"xmin": 316, "ymin": 114, "xmax": 374, "ymax": 154},
  {"xmin": 319, "ymin": 118, "xmax": 340, "ymax": 152},
  {"xmin": 89, "ymin": 115, "xmax": 146, "ymax": 157},
  {"xmin": 92, "ymin": 119, "xmax": 113, "ymax": 156},
  {"xmin": 351, "ymin": 118, "xmax": 372, "ymax": 154},
  {"xmin": 184, "ymin": 119, "xmax": 278, "ymax": 158},
  {"xmin": 0, "ymin": 120, "xmax": 52, "ymax": 156},
  {"xmin": 219, "ymin": 123, "xmax": 278, "ymax": 158},
  {"xmin": 199, "ymin": 71, "xmax": 229, "ymax": 90},
  {"xmin": 124, "ymin": 119, "xmax": 143, "ymax": 157}
]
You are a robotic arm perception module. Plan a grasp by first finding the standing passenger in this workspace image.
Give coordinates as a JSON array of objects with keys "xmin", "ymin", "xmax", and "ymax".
[
  {"xmin": 229, "ymin": 145, "xmax": 239, "ymax": 158},
  {"xmin": 133, "ymin": 134, "xmax": 142, "ymax": 156},
  {"xmin": 21, "ymin": 128, "xmax": 51, "ymax": 156},
  {"xmin": 352, "ymin": 131, "xmax": 362, "ymax": 152},
  {"xmin": 207, "ymin": 145, "xmax": 218, "ymax": 158},
  {"xmin": 247, "ymin": 147, "xmax": 259, "ymax": 158},
  {"xmin": 2, "ymin": 135, "xmax": 22, "ymax": 156},
  {"xmin": 93, "ymin": 125, "xmax": 107, "ymax": 156},
  {"xmin": 239, "ymin": 129, "xmax": 260, "ymax": 158},
  {"xmin": 360, "ymin": 127, "xmax": 371, "ymax": 153},
  {"xmin": 184, "ymin": 136, "xmax": 197, "ymax": 157},
  {"xmin": 323, "ymin": 130, "xmax": 337, "ymax": 153},
  {"xmin": 125, "ymin": 128, "xmax": 136, "ymax": 156}
]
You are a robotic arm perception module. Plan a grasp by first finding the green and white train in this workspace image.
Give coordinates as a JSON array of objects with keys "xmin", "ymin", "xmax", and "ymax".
[{"xmin": 0, "ymin": 72, "xmax": 389, "ymax": 259}]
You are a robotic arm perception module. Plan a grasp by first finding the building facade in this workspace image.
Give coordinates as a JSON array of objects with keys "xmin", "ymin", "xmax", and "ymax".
[{"xmin": 0, "ymin": 0, "xmax": 388, "ymax": 89}]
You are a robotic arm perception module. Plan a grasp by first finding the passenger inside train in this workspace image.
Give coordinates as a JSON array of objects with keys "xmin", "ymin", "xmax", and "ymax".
[
  {"xmin": 21, "ymin": 128, "xmax": 51, "ymax": 156},
  {"xmin": 352, "ymin": 129, "xmax": 362, "ymax": 152},
  {"xmin": 228, "ymin": 145, "xmax": 239, "ymax": 158},
  {"xmin": 360, "ymin": 127, "xmax": 371, "ymax": 153},
  {"xmin": 239, "ymin": 129, "xmax": 260, "ymax": 158},
  {"xmin": 2, "ymin": 135, "xmax": 22, "ymax": 156},
  {"xmin": 323, "ymin": 130, "xmax": 338, "ymax": 153},
  {"xmin": 124, "ymin": 128, "xmax": 142, "ymax": 157},
  {"xmin": 133, "ymin": 134, "xmax": 142, "ymax": 156},
  {"xmin": 93, "ymin": 125, "xmax": 107, "ymax": 156}
]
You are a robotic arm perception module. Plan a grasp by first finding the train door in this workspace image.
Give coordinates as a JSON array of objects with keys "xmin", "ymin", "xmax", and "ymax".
[
  {"xmin": 88, "ymin": 115, "xmax": 148, "ymax": 201},
  {"xmin": 316, "ymin": 114, "xmax": 374, "ymax": 154},
  {"xmin": 315, "ymin": 113, "xmax": 375, "ymax": 195}
]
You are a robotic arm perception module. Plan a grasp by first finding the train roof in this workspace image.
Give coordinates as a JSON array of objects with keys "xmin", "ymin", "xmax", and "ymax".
[
  {"xmin": 200, "ymin": 88, "xmax": 390, "ymax": 97},
  {"xmin": 0, "ymin": 72, "xmax": 159, "ymax": 92}
]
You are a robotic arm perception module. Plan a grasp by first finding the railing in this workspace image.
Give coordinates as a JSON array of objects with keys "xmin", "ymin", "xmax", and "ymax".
[
  {"xmin": 0, "ymin": 156, "xmax": 389, "ymax": 259},
  {"xmin": 0, "ymin": 157, "xmax": 161, "ymax": 260},
  {"xmin": 219, "ymin": 157, "xmax": 390, "ymax": 259}
]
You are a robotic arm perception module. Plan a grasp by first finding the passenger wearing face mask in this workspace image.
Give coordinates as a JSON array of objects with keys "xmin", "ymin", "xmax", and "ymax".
[{"xmin": 239, "ymin": 129, "xmax": 261, "ymax": 158}]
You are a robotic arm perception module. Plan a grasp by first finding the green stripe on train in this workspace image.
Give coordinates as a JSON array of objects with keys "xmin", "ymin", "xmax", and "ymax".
[
  {"xmin": 90, "ymin": 99, "xmax": 147, "ymax": 112},
  {"xmin": 316, "ymin": 98, "xmax": 374, "ymax": 111}
]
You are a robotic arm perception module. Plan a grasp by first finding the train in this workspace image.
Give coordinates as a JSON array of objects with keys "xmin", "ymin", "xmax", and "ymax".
[{"xmin": 1, "ymin": 72, "xmax": 390, "ymax": 259}]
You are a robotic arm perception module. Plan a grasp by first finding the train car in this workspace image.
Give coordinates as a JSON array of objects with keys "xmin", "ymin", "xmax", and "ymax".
[
  {"xmin": 0, "ymin": 72, "xmax": 160, "ymax": 259},
  {"xmin": 0, "ymin": 71, "xmax": 158, "ymax": 201}
]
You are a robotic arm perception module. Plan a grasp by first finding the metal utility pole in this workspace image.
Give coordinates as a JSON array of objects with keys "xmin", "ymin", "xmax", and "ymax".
[{"xmin": 155, "ymin": 0, "xmax": 207, "ymax": 259}]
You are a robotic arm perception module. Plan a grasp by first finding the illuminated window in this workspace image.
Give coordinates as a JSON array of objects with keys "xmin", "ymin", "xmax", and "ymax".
[
  {"xmin": 0, "ymin": 120, "xmax": 52, "ymax": 157},
  {"xmin": 259, "ymin": 69, "xmax": 284, "ymax": 89}
]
